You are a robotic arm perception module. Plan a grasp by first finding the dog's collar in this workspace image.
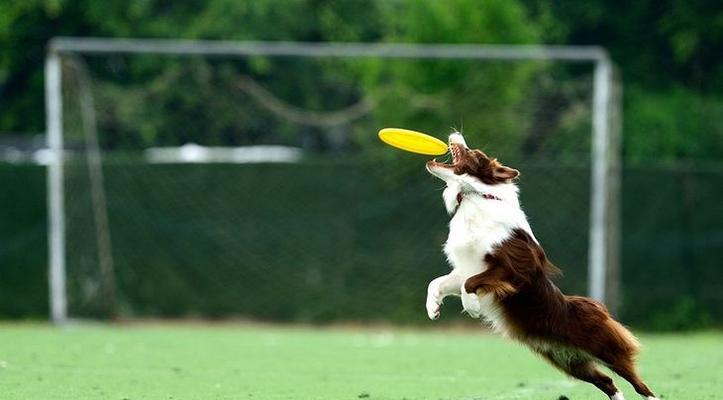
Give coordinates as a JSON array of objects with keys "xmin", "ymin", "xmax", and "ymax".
[{"xmin": 452, "ymin": 191, "xmax": 502, "ymax": 216}]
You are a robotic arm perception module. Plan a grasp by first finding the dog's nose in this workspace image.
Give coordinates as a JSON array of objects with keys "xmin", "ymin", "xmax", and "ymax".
[{"xmin": 448, "ymin": 132, "xmax": 467, "ymax": 147}]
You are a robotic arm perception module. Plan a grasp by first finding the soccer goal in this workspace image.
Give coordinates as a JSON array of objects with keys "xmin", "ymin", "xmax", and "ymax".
[{"xmin": 45, "ymin": 38, "xmax": 621, "ymax": 324}]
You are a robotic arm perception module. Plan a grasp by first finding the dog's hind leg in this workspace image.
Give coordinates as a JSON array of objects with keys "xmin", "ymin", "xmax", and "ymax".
[
  {"xmin": 537, "ymin": 350, "xmax": 621, "ymax": 399},
  {"xmin": 590, "ymin": 321, "xmax": 656, "ymax": 399},
  {"xmin": 425, "ymin": 273, "xmax": 462, "ymax": 320},
  {"xmin": 609, "ymin": 360, "xmax": 657, "ymax": 399},
  {"xmin": 566, "ymin": 361, "xmax": 621, "ymax": 399}
]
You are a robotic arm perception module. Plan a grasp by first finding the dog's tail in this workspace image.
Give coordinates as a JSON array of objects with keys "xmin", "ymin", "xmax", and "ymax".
[{"xmin": 608, "ymin": 318, "xmax": 641, "ymax": 356}]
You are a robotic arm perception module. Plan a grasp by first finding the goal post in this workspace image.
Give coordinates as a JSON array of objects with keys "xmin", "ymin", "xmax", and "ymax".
[
  {"xmin": 45, "ymin": 38, "xmax": 620, "ymax": 325},
  {"xmin": 45, "ymin": 51, "xmax": 66, "ymax": 324}
]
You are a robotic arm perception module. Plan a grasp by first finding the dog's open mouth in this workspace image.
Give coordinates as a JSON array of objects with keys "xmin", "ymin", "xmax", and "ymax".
[
  {"xmin": 428, "ymin": 143, "xmax": 464, "ymax": 168},
  {"xmin": 450, "ymin": 142, "xmax": 463, "ymax": 164}
]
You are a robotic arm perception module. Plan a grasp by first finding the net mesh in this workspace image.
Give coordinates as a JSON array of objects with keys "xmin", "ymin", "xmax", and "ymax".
[{"xmin": 59, "ymin": 52, "xmax": 597, "ymax": 322}]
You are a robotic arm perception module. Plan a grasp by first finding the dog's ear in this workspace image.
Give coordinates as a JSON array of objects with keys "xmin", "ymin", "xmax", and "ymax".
[{"xmin": 493, "ymin": 166, "xmax": 519, "ymax": 181}]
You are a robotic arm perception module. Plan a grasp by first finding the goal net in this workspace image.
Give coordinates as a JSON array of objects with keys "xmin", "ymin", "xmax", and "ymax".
[{"xmin": 46, "ymin": 39, "xmax": 620, "ymax": 323}]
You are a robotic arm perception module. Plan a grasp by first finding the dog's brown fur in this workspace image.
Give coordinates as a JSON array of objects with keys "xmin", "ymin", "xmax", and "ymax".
[
  {"xmin": 429, "ymin": 144, "xmax": 520, "ymax": 185},
  {"xmin": 464, "ymin": 229, "xmax": 655, "ymax": 398}
]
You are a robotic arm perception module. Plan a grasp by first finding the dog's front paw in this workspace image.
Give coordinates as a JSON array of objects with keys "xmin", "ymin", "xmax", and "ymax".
[
  {"xmin": 461, "ymin": 292, "xmax": 482, "ymax": 318},
  {"xmin": 426, "ymin": 298, "xmax": 441, "ymax": 320},
  {"xmin": 426, "ymin": 282, "xmax": 442, "ymax": 320}
]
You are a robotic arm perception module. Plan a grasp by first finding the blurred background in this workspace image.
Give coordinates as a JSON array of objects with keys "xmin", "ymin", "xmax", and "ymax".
[{"xmin": 0, "ymin": 0, "xmax": 721, "ymax": 331}]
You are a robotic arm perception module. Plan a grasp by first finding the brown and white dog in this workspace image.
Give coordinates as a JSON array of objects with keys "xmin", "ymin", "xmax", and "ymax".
[{"xmin": 425, "ymin": 132, "xmax": 657, "ymax": 400}]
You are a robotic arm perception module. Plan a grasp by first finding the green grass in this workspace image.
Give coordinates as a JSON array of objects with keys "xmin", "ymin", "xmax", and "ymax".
[{"xmin": 0, "ymin": 323, "xmax": 720, "ymax": 399}]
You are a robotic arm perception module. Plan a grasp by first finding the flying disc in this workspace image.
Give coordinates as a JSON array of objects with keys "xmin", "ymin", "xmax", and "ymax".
[{"xmin": 378, "ymin": 128, "xmax": 448, "ymax": 156}]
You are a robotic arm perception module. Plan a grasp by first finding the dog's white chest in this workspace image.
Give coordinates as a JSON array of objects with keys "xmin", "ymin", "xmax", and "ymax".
[{"xmin": 443, "ymin": 203, "xmax": 511, "ymax": 279}]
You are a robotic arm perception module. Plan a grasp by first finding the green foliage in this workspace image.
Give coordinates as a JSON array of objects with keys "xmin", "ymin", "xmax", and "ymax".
[
  {"xmin": 2, "ymin": 0, "xmax": 722, "ymax": 160},
  {"xmin": 522, "ymin": 0, "xmax": 723, "ymax": 92},
  {"xmin": 353, "ymin": 0, "xmax": 541, "ymax": 152},
  {"xmin": 0, "ymin": 0, "xmax": 386, "ymax": 134},
  {"xmin": 4, "ymin": 0, "xmax": 548, "ymax": 153},
  {"xmin": 380, "ymin": 0, "xmax": 537, "ymax": 44},
  {"xmin": 624, "ymin": 86, "xmax": 723, "ymax": 161},
  {"xmin": 521, "ymin": 0, "xmax": 723, "ymax": 161}
]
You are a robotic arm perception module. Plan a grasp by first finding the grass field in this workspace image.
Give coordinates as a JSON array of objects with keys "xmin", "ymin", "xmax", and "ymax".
[{"xmin": 0, "ymin": 323, "xmax": 720, "ymax": 399}]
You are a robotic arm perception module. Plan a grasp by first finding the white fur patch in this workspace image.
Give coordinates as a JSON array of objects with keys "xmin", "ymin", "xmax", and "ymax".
[
  {"xmin": 460, "ymin": 291, "xmax": 482, "ymax": 318},
  {"xmin": 477, "ymin": 293, "xmax": 511, "ymax": 336},
  {"xmin": 610, "ymin": 392, "xmax": 625, "ymax": 400}
]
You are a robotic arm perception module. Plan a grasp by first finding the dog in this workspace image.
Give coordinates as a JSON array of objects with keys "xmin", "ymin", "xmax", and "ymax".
[{"xmin": 425, "ymin": 132, "xmax": 657, "ymax": 400}]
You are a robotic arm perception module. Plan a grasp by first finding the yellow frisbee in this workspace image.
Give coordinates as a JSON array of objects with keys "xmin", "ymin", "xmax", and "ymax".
[{"xmin": 378, "ymin": 128, "xmax": 448, "ymax": 156}]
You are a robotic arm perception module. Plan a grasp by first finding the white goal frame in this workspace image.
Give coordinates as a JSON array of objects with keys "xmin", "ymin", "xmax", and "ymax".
[{"xmin": 45, "ymin": 38, "xmax": 621, "ymax": 324}]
